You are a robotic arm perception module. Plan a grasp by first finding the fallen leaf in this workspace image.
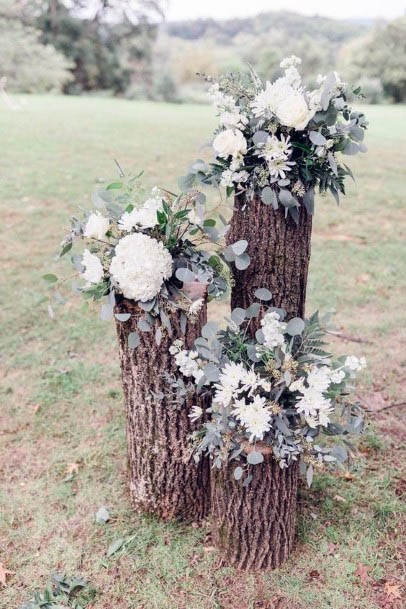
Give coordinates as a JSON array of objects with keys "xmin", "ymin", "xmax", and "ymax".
[
  {"xmin": 383, "ymin": 581, "xmax": 402, "ymax": 601},
  {"xmin": 354, "ymin": 562, "xmax": 371, "ymax": 585},
  {"xmin": 333, "ymin": 494, "xmax": 347, "ymax": 503},
  {"xmin": 95, "ymin": 506, "xmax": 110, "ymax": 524},
  {"xmin": 341, "ymin": 471, "xmax": 355, "ymax": 481},
  {"xmin": 0, "ymin": 563, "xmax": 14, "ymax": 587}
]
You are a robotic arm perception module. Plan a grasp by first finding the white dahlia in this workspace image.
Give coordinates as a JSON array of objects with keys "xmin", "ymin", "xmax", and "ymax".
[
  {"xmin": 81, "ymin": 249, "xmax": 104, "ymax": 284},
  {"xmin": 110, "ymin": 233, "xmax": 172, "ymax": 301},
  {"xmin": 83, "ymin": 212, "xmax": 110, "ymax": 240}
]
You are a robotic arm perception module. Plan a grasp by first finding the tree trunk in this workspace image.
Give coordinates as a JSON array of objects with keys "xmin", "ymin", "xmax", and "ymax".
[
  {"xmin": 227, "ymin": 194, "xmax": 312, "ymax": 327},
  {"xmin": 211, "ymin": 194, "xmax": 312, "ymax": 569},
  {"xmin": 114, "ymin": 297, "xmax": 210, "ymax": 522},
  {"xmin": 211, "ymin": 457, "xmax": 299, "ymax": 570}
]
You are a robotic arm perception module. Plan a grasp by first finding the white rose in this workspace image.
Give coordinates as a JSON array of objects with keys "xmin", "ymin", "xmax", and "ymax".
[
  {"xmin": 213, "ymin": 129, "xmax": 247, "ymax": 159},
  {"xmin": 275, "ymin": 92, "xmax": 315, "ymax": 131},
  {"xmin": 83, "ymin": 212, "xmax": 109, "ymax": 240}
]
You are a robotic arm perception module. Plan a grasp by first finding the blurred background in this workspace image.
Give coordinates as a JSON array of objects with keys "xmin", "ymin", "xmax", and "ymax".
[{"xmin": 1, "ymin": 0, "xmax": 405, "ymax": 104}]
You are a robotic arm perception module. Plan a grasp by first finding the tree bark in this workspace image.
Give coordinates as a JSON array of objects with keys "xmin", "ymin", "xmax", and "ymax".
[
  {"xmin": 114, "ymin": 297, "xmax": 210, "ymax": 522},
  {"xmin": 211, "ymin": 194, "xmax": 312, "ymax": 569},
  {"xmin": 227, "ymin": 194, "xmax": 312, "ymax": 327},
  {"xmin": 211, "ymin": 457, "xmax": 299, "ymax": 570}
]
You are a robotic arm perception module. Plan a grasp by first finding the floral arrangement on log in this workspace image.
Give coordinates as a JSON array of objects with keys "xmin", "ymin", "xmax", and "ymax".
[
  {"xmin": 171, "ymin": 292, "xmax": 366, "ymax": 486},
  {"xmin": 179, "ymin": 56, "xmax": 368, "ymax": 223},
  {"xmin": 44, "ymin": 170, "xmax": 247, "ymax": 339}
]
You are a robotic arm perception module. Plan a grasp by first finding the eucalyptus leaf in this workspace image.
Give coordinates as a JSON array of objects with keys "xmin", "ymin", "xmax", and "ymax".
[
  {"xmin": 115, "ymin": 313, "xmax": 131, "ymax": 322},
  {"xmin": 306, "ymin": 465, "xmax": 314, "ymax": 487},
  {"xmin": 261, "ymin": 186, "xmax": 277, "ymax": 208},
  {"xmin": 247, "ymin": 451, "xmax": 264, "ymax": 465},
  {"xmin": 175, "ymin": 267, "xmax": 196, "ymax": 283},
  {"xmin": 302, "ymin": 188, "xmax": 315, "ymax": 215},
  {"xmin": 230, "ymin": 308, "xmax": 245, "ymax": 326},
  {"xmin": 278, "ymin": 189, "xmax": 298, "ymax": 208},
  {"xmin": 286, "ymin": 317, "xmax": 305, "ymax": 336},
  {"xmin": 235, "ymin": 253, "xmax": 250, "ymax": 270},
  {"xmin": 138, "ymin": 319, "xmax": 151, "ymax": 332},
  {"xmin": 231, "ymin": 240, "xmax": 248, "ymax": 256},
  {"xmin": 128, "ymin": 332, "xmax": 140, "ymax": 349},
  {"xmin": 309, "ymin": 131, "xmax": 327, "ymax": 146},
  {"xmin": 202, "ymin": 321, "xmax": 219, "ymax": 340},
  {"xmin": 233, "ymin": 466, "xmax": 243, "ymax": 480},
  {"xmin": 107, "ymin": 538, "xmax": 124, "ymax": 557},
  {"xmin": 254, "ymin": 288, "xmax": 272, "ymax": 301},
  {"xmin": 100, "ymin": 304, "xmax": 113, "ymax": 321},
  {"xmin": 252, "ymin": 130, "xmax": 269, "ymax": 145}
]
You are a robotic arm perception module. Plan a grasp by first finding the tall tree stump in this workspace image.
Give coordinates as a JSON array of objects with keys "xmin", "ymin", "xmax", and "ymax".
[
  {"xmin": 210, "ymin": 195, "xmax": 313, "ymax": 569},
  {"xmin": 211, "ymin": 454, "xmax": 299, "ymax": 570},
  {"xmin": 115, "ymin": 296, "xmax": 210, "ymax": 522},
  {"xmin": 227, "ymin": 194, "xmax": 312, "ymax": 325}
]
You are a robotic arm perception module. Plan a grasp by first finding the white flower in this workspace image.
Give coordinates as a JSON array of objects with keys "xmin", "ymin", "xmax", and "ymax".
[
  {"xmin": 238, "ymin": 395, "xmax": 272, "ymax": 441},
  {"xmin": 174, "ymin": 349, "xmax": 204, "ymax": 382},
  {"xmin": 213, "ymin": 129, "xmax": 247, "ymax": 159},
  {"xmin": 280, "ymin": 55, "xmax": 302, "ymax": 69},
  {"xmin": 208, "ymin": 83, "xmax": 236, "ymax": 111},
  {"xmin": 110, "ymin": 233, "xmax": 172, "ymax": 301},
  {"xmin": 83, "ymin": 212, "xmax": 109, "ymax": 240},
  {"xmin": 276, "ymin": 91, "xmax": 315, "ymax": 130},
  {"xmin": 283, "ymin": 66, "xmax": 302, "ymax": 89},
  {"xmin": 330, "ymin": 369, "xmax": 345, "ymax": 384},
  {"xmin": 81, "ymin": 249, "xmax": 103, "ymax": 284},
  {"xmin": 220, "ymin": 169, "xmax": 249, "ymax": 187},
  {"xmin": 213, "ymin": 385, "xmax": 234, "ymax": 407},
  {"xmin": 252, "ymin": 76, "xmax": 314, "ymax": 129},
  {"xmin": 218, "ymin": 362, "xmax": 247, "ymax": 390},
  {"xmin": 289, "ymin": 378, "xmax": 305, "ymax": 392},
  {"xmin": 118, "ymin": 189, "xmax": 163, "ymax": 231},
  {"xmin": 188, "ymin": 298, "xmax": 204, "ymax": 316},
  {"xmin": 295, "ymin": 387, "xmax": 333, "ymax": 427},
  {"xmin": 189, "ymin": 405, "xmax": 203, "ymax": 422},
  {"xmin": 261, "ymin": 311, "xmax": 286, "ymax": 349},
  {"xmin": 345, "ymin": 356, "xmax": 367, "ymax": 372},
  {"xmin": 251, "ymin": 79, "xmax": 294, "ymax": 118},
  {"xmin": 306, "ymin": 365, "xmax": 332, "ymax": 393},
  {"xmin": 219, "ymin": 110, "xmax": 248, "ymax": 130}
]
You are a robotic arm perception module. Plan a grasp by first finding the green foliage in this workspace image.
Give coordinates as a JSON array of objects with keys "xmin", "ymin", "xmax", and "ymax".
[
  {"xmin": 20, "ymin": 573, "xmax": 97, "ymax": 609},
  {"xmin": 0, "ymin": 17, "xmax": 72, "ymax": 93}
]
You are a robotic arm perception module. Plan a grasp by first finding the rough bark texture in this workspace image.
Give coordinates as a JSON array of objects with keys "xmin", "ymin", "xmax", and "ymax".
[
  {"xmin": 115, "ymin": 298, "xmax": 210, "ymax": 522},
  {"xmin": 227, "ymin": 194, "xmax": 313, "ymax": 328},
  {"xmin": 211, "ymin": 457, "xmax": 299, "ymax": 570},
  {"xmin": 211, "ymin": 194, "xmax": 312, "ymax": 570}
]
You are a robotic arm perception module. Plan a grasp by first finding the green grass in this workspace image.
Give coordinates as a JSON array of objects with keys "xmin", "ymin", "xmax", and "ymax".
[{"xmin": 1, "ymin": 96, "xmax": 405, "ymax": 609}]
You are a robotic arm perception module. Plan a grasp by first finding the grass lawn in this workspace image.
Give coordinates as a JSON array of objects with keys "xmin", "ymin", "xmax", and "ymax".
[{"xmin": 0, "ymin": 96, "xmax": 405, "ymax": 609}]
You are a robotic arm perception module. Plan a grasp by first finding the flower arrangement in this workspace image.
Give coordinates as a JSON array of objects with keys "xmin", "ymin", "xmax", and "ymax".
[
  {"xmin": 44, "ymin": 170, "xmax": 245, "ymax": 341},
  {"xmin": 180, "ymin": 56, "xmax": 368, "ymax": 223},
  {"xmin": 171, "ymin": 292, "xmax": 366, "ymax": 485}
]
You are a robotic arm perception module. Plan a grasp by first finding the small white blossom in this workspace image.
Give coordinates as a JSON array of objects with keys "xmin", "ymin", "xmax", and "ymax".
[
  {"xmin": 330, "ymin": 369, "xmax": 345, "ymax": 384},
  {"xmin": 260, "ymin": 311, "xmax": 287, "ymax": 349},
  {"xmin": 118, "ymin": 189, "xmax": 163, "ymax": 231},
  {"xmin": 280, "ymin": 55, "xmax": 302, "ymax": 69},
  {"xmin": 81, "ymin": 249, "xmax": 103, "ymax": 284},
  {"xmin": 84, "ymin": 212, "xmax": 109, "ymax": 240},
  {"xmin": 219, "ymin": 110, "xmax": 248, "ymax": 130},
  {"xmin": 188, "ymin": 298, "xmax": 204, "ymax": 316},
  {"xmin": 345, "ymin": 356, "xmax": 367, "ymax": 372},
  {"xmin": 189, "ymin": 405, "xmax": 203, "ymax": 422},
  {"xmin": 207, "ymin": 83, "xmax": 236, "ymax": 111}
]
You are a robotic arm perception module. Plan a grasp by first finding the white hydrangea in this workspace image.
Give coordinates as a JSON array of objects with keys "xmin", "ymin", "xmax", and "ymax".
[
  {"xmin": 81, "ymin": 249, "xmax": 103, "ymax": 284},
  {"xmin": 110, "ymin": 233, "xmax": 172, "ymax": 301},
  {"xmin": 118, "ymin": 188, "xmax": 163, "ymax": 232},
  {"xmin": 83, "ymin": 212, "xmax": 110, "ymax": 240},
  {"xmin": 213, "ymin": 129, "xmax": 247, "ymax": 159},
  {"xmin": 260, "ymin": 311, "xmax": 287, "ymax": 349}
]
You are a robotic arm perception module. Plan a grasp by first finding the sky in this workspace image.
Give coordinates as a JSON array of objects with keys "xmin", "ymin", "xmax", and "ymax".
[{"xmin": 165, "ymin": 0, "xmax": 405, "ymax": 21}]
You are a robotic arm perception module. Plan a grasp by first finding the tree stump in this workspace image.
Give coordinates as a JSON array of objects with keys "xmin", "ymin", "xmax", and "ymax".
[
  {"xmin": 115, "ymin": 296, "xmax": 210, "ymax": 522},
  {"xmin": 210, "ymin": 194, "xmax": 313, "ymax": 569},
  {"xmin": 211, "ymin": 456, "xmax": 299, "ymax": 570},
  {"xmin": 227, "ymin": 194, "xmax": 312, "ymax": 327}
]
